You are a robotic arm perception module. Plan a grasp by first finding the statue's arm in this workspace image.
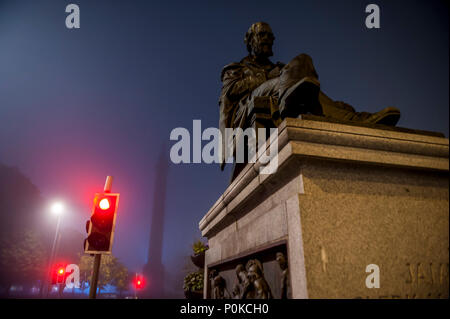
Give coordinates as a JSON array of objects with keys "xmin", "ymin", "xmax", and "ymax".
[{"xmin": 221, "ymin": 63, "xmax": 266, "ymax": 102}]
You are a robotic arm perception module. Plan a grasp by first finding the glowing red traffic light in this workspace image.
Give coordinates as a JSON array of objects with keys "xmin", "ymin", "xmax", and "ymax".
[
  {"xmin": 99, "ymin": 198, "xmax": 110, "ymax": 210},
  {"xmin": 51, "ymin": 264, "xmax": 67, "ymax": 285},
  {"xmin": 85, "ymin": 192, "xmax": 120, "ymax": 254}
]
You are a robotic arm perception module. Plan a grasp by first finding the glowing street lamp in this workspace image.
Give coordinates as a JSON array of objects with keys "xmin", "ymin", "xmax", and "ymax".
[{"xmin": 51, "ymin": 202, "xmax": 65, "ymax": 216}]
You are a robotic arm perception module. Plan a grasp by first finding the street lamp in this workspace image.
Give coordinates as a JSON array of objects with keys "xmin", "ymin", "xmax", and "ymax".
[
  {"xmin": 45, "ymin": 201, "xmax": 65, "ymax": 297},
  {"xmin": 51, "ymin": 202, "xmax": 64, "ymax": 216}
]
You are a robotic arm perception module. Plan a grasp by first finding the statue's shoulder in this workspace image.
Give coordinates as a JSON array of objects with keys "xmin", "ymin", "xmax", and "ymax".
[{"xmin": 220, "ymin": 61, "xmax": 245, "ymax": 81}]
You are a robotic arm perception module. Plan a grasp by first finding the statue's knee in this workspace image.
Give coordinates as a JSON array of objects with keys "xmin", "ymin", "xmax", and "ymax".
[
  {"xmin": 285, "ymin": 53, "xmax": 315, "ymax": 72},
  {"xmin": 283, "ymin": 53, "xmax": 317, "ymax": 80},
  {"xmin": 291, "ymin": 53, "xmax": 313, "ymax": 65}
]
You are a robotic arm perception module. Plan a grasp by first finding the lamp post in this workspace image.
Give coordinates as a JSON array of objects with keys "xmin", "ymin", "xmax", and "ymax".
[{"xmin": 45, "ymin": 202, "xmax": 64, "ymax": 298}]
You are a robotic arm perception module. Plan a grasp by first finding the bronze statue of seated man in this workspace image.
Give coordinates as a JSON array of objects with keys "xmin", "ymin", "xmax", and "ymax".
[{"xmin": 219, "ymin": 22, "xmax": 401, "ymax": 151}]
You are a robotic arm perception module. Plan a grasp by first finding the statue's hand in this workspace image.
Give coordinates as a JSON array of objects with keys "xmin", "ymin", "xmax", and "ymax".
[{"xmin": 267, "ymin": 68, "xmax": 280, "ymax": 79}]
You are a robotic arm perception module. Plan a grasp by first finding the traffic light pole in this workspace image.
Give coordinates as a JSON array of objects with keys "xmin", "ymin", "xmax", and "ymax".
[
  {"xmin": 89, "ymin": 254, "xmax": 102, "ymax": 299},
  {"xmin": 88, "ymin": 176, "xmax": 113, "ymax": 299}
]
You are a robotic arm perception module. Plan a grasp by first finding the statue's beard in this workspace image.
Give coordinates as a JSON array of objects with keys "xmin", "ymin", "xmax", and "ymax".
[{"xmin": 252, "ymin": 42, "xmax": 273, "ymax": 58}]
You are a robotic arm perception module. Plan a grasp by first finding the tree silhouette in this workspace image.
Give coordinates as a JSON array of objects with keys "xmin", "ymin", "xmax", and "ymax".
[
  {"xmin": 78, "ymin": 254, "xmax": 129, "ymax": 297},
  {"xmin": 0, "ymin": 164, "xmax": 48, "ymax": 296}
]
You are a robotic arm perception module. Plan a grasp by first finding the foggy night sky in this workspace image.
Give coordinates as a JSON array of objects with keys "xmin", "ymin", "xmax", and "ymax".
[{"xmin": 0, "ymin": 0, "xmax": 448, "ymax": 278}]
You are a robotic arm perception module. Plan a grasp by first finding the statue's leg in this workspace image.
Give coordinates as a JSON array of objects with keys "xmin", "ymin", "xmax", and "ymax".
[
  {"xmin": 319, "ymin": 90, "xmax": 401, "ymax": 126},
  {"xmin": 278, "ymin": 54, "xmax": 322, "ymax": 118},
  {"xmin": 318, "ymin": 91, "xmax": 362, "ymax": 121},
  {"xmin": 275, "ymin": 54, "xmax": 401, "ymax": 126},
  {"xmin": 250, "ymin": 78, "xmax": 279, "ymax": 97},
  {"xmin": 280, "ymin": 53, "xmax": 319, "ymax": 86}
]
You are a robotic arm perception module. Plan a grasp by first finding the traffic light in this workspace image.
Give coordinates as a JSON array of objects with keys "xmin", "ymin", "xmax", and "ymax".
[
  {"xmin": 84, "ymin": 192, "xmax": 120, "ymax": 254},
  {"xmin": 133, "ymin": 275, "xmax": 145, "ymax": 289},
  {"xmin": 51, "ymin": 264, "xmax": 67, "ymax": 285}
]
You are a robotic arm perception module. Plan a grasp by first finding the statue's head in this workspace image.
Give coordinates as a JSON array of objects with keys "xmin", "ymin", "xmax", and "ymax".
[
  {"xmin": 276, "ymin": 252, "xmax": 287, "ymax": 270},
  {"xmin": 246, "ymin": 259, "xmax": 263, "ymax": 282},
  {"xmin": 244, "ymin": 22, "xmax": 275, "ymax": 58},
  {"xmin": 235, "ymin": 264, "xmax": 245, "ymax": 276},
  {"xmin": 213, "ymin": 275, "xmax": 225, "ymax": 289},
  {"xmin": 209, "ymin": 269, "xmax": 218, "ymax": 280}
]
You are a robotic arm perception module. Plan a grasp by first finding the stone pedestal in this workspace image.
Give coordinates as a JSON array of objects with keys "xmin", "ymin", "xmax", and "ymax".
[{"xmin": 199, "ymin": 117, "xmax": 449, "ymax": 299}]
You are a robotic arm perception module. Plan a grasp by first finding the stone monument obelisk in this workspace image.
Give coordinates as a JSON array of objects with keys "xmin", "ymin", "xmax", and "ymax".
[{"xmin": 143, "ymin": 147, "xmax": 168, "ymax": 298}]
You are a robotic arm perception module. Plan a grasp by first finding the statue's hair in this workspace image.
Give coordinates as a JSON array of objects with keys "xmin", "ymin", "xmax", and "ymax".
[
  {"xmin": 235, "ymin": 264, "xmax": 245, "ymax": 275},
  {"xmin": 244, "ymin": 22, "xmax": 274, "ymax": 53},
  {"xmin": 246, "ymin": 259, "xmax": 264, "ymax": 275}
]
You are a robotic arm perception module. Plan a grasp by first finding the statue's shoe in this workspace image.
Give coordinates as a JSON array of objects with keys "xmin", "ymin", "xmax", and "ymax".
[
  {"xmin": 279, "ymin": 77, "xmax": 322, "ymax": 119},
  {"xmin": 363, "ymin": 107, "xmax": 401, "ymax": 126}
]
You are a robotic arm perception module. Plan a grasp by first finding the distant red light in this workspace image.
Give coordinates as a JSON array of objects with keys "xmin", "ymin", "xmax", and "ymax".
[{"xmin": 134, "ymin": 276, "xmax": 145, "ymax": 289}]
